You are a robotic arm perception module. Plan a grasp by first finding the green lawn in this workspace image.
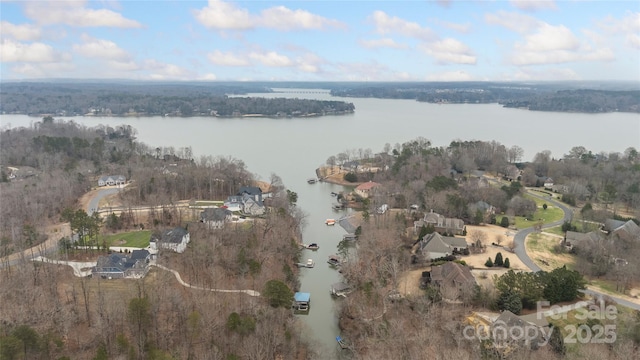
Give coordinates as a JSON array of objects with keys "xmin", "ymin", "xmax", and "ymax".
[
  {"xmin": 193, "ymin": 200, "xmax": 224, "ymax": 207},
  {"xmin": 99, "ymin": 230, "xmax": 151, "ymax": 248},
  {"xmin": 496, "ymin": 194, "xmax": 565, "ymax": 230}
]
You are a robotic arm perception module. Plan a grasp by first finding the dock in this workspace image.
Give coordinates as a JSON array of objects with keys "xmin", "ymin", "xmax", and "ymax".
[
  {"xmin": 293, "ymin": 292, "xmax": 310, "ymax": 312},
  {"xmin": 330, "ymin": 282, "xmax": 352, "ymax": 297}
]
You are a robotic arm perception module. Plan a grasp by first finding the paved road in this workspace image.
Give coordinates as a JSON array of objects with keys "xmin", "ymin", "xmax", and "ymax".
[
  {"xmin": 87, "ymin": 187, "xmax": 122, "ymax": 215},
  {"xmin": 513, "ymin": 190, "xmax": 574, "ymax": 273},
  {"xmin": 512, "ymin": 188, "xmax": 640, "ymax": 311}
]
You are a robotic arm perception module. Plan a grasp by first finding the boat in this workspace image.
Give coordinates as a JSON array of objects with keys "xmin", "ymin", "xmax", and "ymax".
[
  {"xmin": 306, "ymin": 258, "xmax": 315, "ymax": 268},
  {"xmin": 307, "ymin": 178, "xmax": 317, "ymax": 184},
  {"xmin": 305, "ymin": 243, "xmax": 319, "ymax": 250},
  {"xmin": 327, "ymin": 255, "xmax": 342, "ymax": 266},
  {"xmin": 330, "ymin": 192, "xmax": 338, "ymax": 197},
  {"xmin": 325, "ymin": 219, "xmax": 336, "ymax": 226},
  {"xmin": 332, "ymin": 204, "xmax": 344, "ymax": 211},
  {"xmin": 296, "ymin": 259, "xmax": 315, "ymax": 268}
]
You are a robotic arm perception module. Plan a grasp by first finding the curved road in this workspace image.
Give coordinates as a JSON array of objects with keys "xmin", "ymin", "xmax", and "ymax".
[{"xmin": 512, "ymin": 188, "xmax": 640, "ymax": 311}]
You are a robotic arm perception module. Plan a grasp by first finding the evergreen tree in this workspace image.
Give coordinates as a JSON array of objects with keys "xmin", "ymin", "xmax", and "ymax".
[
  {"xmin": 500, "ymin": 216, "xmax": 510, "ymax": 228},
  {"xmin": 485, "ymin": 257, "xmax": 493, "ymax": 267},
  {"xmin": 497, "ymin": 288, "xmax": 523, "ymax": 315},
  {"xmin": 548, "ymin": 325, "xmax": 566, "ymax": 355},
  {"xmin": 503, "ymin": 258, "xmax": 510, "ymax": 268},
  {"xmin": 494, "ymin": 252, "xmax": 504, "ymax": 267}
]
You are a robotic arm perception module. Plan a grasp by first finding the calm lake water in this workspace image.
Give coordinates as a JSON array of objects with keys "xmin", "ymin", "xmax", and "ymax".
[{"xmin": 2, "ymin": 90, "xmax": 639, "ymax": 356}]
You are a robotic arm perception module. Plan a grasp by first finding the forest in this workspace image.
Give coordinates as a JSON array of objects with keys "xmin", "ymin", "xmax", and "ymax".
[
  {"xmin": 0, "ymin": 82, "xmax": 355, "ymax": 117},
  {"xmin": 329, "ymin": 82, "xmax": 640, "ymax": 113},
  {"xmin": 0, "ymin": 118, "xmax": 311, "ymax": 359},
  {"xmin": 324, "ymin": 137, "xmax": 640, "ymax": 359}
]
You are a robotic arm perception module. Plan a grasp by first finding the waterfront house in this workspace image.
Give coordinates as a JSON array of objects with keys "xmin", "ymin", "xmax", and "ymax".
[
  {"xmin": 354, "ymin": 181, "xmax": 381, "ymax": 199},
  {"xmin": 149, "ymin": 227, "xmax": 190, "ymax": 253},
  {"xmin": 200, "ymin": 207, "xmax": 233, "ymax": 229},
  {"xmin": 224, "ymin": 186, "xmax": 266, "ymax": 216},
  {"xmin": 93, "ymin": 249, "xmax": 150, "ymax": 279}
]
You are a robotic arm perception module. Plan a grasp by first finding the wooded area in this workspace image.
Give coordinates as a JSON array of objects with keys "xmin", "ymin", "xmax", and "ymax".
[
  {"xmin": 0, "ymin": 119, "xmax": 311, "ymax": 359},
  {"xmin": 0, "ymin": 82, "xmax": 355, "ymax": 117}
]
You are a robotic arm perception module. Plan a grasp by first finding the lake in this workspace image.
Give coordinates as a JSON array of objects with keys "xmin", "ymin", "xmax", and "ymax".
[{"xmin": 1, "ymin": 90, "xmax": 638, "ymax": 357}]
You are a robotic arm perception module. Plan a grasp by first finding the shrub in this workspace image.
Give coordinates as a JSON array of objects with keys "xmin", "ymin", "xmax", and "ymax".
[
  {"xmin": 500, "ymin": 216, "xmax": 510, "ymax": 228},
  {"xmin": 485, "ymin": 257, "xmax": 494, "ymax": 267},
  {"xmin": 343, "ymin": 172, "xmax": 358, "ymax": 183},
  {"xmin": 494, "ymin": 252, "xmax": 504, "ymax": 267},
  {"xmin": 503, "ymin": 258, "xmax": 510, "ymax": 268}
]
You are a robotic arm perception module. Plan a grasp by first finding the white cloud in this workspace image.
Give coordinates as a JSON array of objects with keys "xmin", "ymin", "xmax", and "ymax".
[
  {"xmin": 598, "ymin": 11, "xmax": 640, "ymax": 50},
  {"xmin": 0, "ymin": 39, "xmax": 67, "ymax": 63},
  {"xmin": 207, "ymin": 50, "xmax": 251, "ymax": 66},
  {"xmin": 511, "ymin": 24, "xmax": 614, "ymax": 65},
  {"xmin": 359, "ymin": 38, "xmax": 407, "ymax": 49},
  {"xmin": 0, "ymin": 21, "xmax": 42, "ymax": 41},
  {"xmin": 516, "ymin": 24, "xmax": 579, "ymax": 52},
  {"xmin": 194, "ymin": 0, "xmax": 344, "ymax": 31},
  {"xmin": 24, "ymin": 1, "xmax": 142, "ymax": 28},
  {"xmin": 369, "ymin": 11, "xmax": 435, "ymax": 40},
  {"xmin": 144, "ymin": 59, "xmax": 192, "ymax": 80},
  {"xmin": 485, "ymin": 10, "xmax": 541, "ymax": 33},
  {"xmin": 426, "ymin": 70, "xmax": 475, "ymax": 81},
  {"xmin": 627, "ymin": 33, "xmax": 640, "ymax": 49},
  {"xmin": 249, "ymin": 51, "xmax": 293, "ymax": 67},
  {"xmin": 259, "ymin": 6, "xmax": 345, "ymax": 30},
  {"xmin": 421, "ymin": 38, "xmax": 477, "ymax": 65},
  {"xmin": 6, "ymin": 61, "xmax": 76, "ymax": 79},
  {"xmin": 72, "ymin": 35, "xmax": 130, "ymax": 61},
  {"xmin": 433, "ymin": 19, "xmax": 471, "ymax": 34},
  {"xmin": 510, "ymin": 0, "xmax": 557, "ymax": 12},
  {"xmin": 193, "ymin": 0, "xmax": 253, "ymax": 30},
  {"xmin": 199, "ymin": 73, "xmax": 218, "ymax": 80}
]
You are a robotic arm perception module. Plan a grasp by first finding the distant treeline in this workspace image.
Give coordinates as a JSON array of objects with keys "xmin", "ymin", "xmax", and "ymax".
[
  {"xmin": 330, "ymin": 82, "xmax": 640, "ymax": 113},
  {"xmin": 0, "ymin": 82, "xmax": 355, "ymax": 117}
]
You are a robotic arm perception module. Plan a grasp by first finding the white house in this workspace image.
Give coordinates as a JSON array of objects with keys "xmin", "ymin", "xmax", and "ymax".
[
  {"xmin": 98, "ymin": 175, "xmax": 126, "ymax": 187},
  {"xmin": 150, "ymin": 227, "xmax": 190, "ymax": 253}
]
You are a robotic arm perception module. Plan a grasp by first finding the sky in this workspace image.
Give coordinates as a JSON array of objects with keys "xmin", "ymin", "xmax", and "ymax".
[{"xmin": 1, "ymin": 0, "xmax": 639, "ymax": 82}]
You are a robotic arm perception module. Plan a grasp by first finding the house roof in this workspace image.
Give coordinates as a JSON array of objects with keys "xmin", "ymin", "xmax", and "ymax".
[
  {"xmin": 430, "ymin": 262, "xmax": 476, "ymax": 287},
  {"xmin": 294, "ymin": 292, "xmax": 311, "ymax": 302},
  {"xmin": 565, "ymin": 231, "xmax": 602, "ymax": 243},
  {"xmin": 604, "ymin": 219, "xmax": 627, "ymax": 232},
  {"xmin": 419, "ymin": 233, "xmax": 453, "ymax": 254},
  {"xmin": 130, "ymin": 249, "xmax": 150, "ymax": 260},
  {"xmin": 612, "ymin": 220, "xmax": 640, "ymax": 241},
  {"xmin": 99, "ymin": 175, "xmax": 125, "ymax": 182},
  {"xmin": 355, "ymin": 181, "xmax": 380, "ymax": 191},
  {"xmin": 238, "ymin": 186, "xmax": 262, "ymax": 196},
  {"xmin": 151, "ymin": 227, "xmax": 188, "ymax": 243},
  {"xmin": 444, "ymin": 236, "xmax": 468, "ymax": 249},
  {"xmin": 201, "ymin": 207, "xmax": 232, "ymax": 221}
]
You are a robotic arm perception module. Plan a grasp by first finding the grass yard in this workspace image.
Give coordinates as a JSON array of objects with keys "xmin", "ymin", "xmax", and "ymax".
[
  {"xmin": 496, "ymin": 195, "xmax": 565, "ymax": 230},
  {"xmin": 99, "ymin": 230, "xmax": 151, "ymax": 248},
  {"xmin": 525, "ymin": 232, "xmax": 576, "ymax": 271},
  {"xmin": 193, "ymin": 200, "xmax": 224, "ymax": 207}
]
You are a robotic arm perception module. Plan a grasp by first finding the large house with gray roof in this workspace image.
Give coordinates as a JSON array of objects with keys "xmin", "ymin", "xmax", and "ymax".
[
  {"xmin": 200, "ymin": 208, "xmax": 233, "ymax": 229},
  {"xmin": 93, "ymin": 249, "xmax": 151, "ymax": 279},
  {"xmin": 414, "ymin": 210, "xmax": 465, "ymax": 235},
  {"xmin": 149, "ymin": 227, "xmax": 190, "ymax": 253},
  {"xmin": 416, "ymin": 232, "xmax": 468, "ymax": 260}
]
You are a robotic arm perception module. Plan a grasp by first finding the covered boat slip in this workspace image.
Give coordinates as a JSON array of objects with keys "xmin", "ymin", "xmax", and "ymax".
[{"xmin": 293, "ymin": 292, "xmax": 311, "ymax": 312}]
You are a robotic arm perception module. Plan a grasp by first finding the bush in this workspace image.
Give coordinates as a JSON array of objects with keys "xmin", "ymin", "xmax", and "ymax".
[
  {"xmin": 343, "ymin": 172, "xmax": 358, "ymax": 183},
  {"xmin": 500, "ymin": 216, "xmax": 510, "ymax": 228},
  {"xmin": 503, "ymin": 258, "xmax": 510, "ymax": 268},
  {"xmin": 485, "ymin": 257, "xmax": 494, "ymax": 267}
]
